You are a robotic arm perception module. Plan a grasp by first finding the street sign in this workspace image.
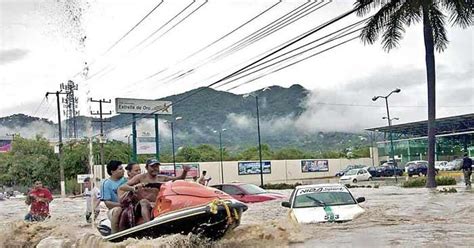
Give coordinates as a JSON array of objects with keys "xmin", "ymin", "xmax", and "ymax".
[
  {"xmin": 77, "ymin": 174, "xmax": 94, "ymax": 183},
  {"xmin": 115, "ymin": 98, "xmax": 172, "ymax": 115}
]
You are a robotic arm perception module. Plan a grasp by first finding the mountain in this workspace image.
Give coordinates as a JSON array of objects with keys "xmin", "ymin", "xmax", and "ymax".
[{"xmin": 0, "ymin": 85, "xmax": 368, "ymax": 151}]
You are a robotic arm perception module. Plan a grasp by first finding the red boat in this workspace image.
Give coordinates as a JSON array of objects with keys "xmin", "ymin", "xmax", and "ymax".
[{"xmin": 99, "ymin": 181, "xmax": 247, "ymax": 242}]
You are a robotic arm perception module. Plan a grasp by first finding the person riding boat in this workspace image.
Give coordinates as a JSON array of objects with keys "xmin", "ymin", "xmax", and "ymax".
[{"xmin": 118, "ymin": 159, "xmax": 190, "ymax": 228}]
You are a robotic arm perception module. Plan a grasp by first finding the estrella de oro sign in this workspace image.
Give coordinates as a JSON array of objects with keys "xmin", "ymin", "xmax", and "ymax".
[
  {"xmin": 301, "ymin": 160, "xmax": 329, "ymax": 172},
  {"xmin": 238, "ymin": 161, "xmax": 271, "ymax": 175}
]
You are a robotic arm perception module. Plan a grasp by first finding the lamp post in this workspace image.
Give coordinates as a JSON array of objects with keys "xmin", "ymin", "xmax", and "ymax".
[
  {"xmin": 243, "ymin": 87, "xmax": 269, "ymax": 188},
  {"xmin": 165, "ymin": 117, "xmax": 182, "ymax": 176},
  {"xmin": 213, "ymin": 129, "xmax": 227, "ymax": 184},
  {"xmin": 373, "ymin": 88, "xmax": 401, "ymax": 182}
]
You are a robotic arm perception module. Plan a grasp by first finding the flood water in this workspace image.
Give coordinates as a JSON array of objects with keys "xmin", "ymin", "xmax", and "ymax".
[{"xmin": 1, "ymin": 183, "xmax": 473, "ymax": 248}]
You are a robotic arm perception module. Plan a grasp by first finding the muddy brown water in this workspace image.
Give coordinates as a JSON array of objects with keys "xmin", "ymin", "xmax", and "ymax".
[{"xmin": 0, "ymin": 183, "xmax": 473, "ymax": 248}]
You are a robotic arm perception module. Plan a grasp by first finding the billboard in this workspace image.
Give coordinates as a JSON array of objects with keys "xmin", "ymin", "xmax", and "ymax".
[
  {"xmin": 0, "ymin": 137, "xmax": 12, "ymax": 153},
  {"xmin": 137, "ymin": 136, "xmax": 156, "ymax": 155},
  {"xmin": 301, "ymin": 160, "xmax": 329, "ymax": 172},
  {"xmin": 158, "ymin": 163, "xmax": 200, "ymax": 178},
  {"xmin": 115, "ymin": 98, "xmax": 172, "ymax": 115},
  {"xmin": 238, "ymin": 161, "xmax": 271, "ymax": 175}
]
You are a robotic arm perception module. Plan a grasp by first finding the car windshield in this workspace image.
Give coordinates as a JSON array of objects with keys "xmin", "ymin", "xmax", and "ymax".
[
  {"xmin": 345, "ymin": 169, "xmax": 358, "ymax": 176},
  {"xmin": 293, "ymin": 190, "xmax": 356, "ymax": 208},
  {"xmin": 240, "ymin": 184, "xmax": 266, "ymax": 194}
]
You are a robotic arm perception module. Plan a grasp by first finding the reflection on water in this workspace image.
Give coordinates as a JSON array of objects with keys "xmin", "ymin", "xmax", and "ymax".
[{"xmin": 1, "ymin": 184, "xmax": 473, "ymax": 247}]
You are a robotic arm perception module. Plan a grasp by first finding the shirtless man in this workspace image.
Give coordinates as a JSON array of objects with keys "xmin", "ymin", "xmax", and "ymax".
[{"xmin": 119, "ymin": 158, "xmax": 190, "ymax": 223}]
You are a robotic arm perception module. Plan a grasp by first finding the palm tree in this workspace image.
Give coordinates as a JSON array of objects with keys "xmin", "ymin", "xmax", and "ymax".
[{"xmin": 354, "ymin": 0, "xmax": 472, "ymax": 187}]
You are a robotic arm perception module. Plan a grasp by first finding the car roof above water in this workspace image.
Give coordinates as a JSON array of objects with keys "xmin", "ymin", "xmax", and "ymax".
[{"xmin": 295, "ymin": 183, "xmax": 347, "ymax": 190}]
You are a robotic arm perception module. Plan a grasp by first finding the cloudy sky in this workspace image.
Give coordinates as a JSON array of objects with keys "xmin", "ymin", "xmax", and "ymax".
[{"xmin": 1, "ymin": 0, "xmax": 473, "ymax": 135}]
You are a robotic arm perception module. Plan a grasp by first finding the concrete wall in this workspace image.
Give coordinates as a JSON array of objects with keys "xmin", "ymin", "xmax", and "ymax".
[{"xmin": 94, "ymin": 157, "xmax": 372, "ymax": 185}]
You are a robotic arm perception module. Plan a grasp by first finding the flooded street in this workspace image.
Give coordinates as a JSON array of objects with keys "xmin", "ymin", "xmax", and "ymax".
[{"xmin": 1, "ymin": 184, "xmax": 473, "ymax": 248}]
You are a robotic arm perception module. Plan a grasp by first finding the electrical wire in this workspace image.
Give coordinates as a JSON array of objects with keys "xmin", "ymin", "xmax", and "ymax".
[
  {"xmin": 136, "ymin": 0, "xmax": 331, "ymax": 90},
  {"xmin": 214, "ymin": 19, "xmax": 367, "ymax": 90},
  {"xmin": 94, "ymin": 7, "xmax": 360, "ymax": 138},
  {"xmin": 104, "ymin": 0, "xmax": 165, "ymax": 55}
]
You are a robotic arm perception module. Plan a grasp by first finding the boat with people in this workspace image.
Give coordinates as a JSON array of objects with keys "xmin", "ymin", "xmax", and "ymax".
[{"xmin": 98, "ymin": 180, "xmax": 248, "ymax": 242}]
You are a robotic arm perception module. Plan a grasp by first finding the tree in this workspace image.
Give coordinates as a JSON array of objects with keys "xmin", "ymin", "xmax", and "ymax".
[{"xmin": 354, "ymin": 0, "xmax": 472, "ymax": 187}]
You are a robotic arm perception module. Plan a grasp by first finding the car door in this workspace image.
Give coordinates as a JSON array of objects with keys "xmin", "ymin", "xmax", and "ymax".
[
  {"xmin": 356, "ymin": 169, "xmax": 364, "ymax": 181},
  {"xmin": 222, "ymin": 185, "xmax": 246, "ymax": 202}
]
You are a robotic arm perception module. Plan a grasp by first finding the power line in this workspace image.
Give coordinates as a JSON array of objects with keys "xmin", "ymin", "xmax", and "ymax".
[
  {"xmin": 104, "ymin": 0, "xmax": 165, "ymax": 55},
  {"xmin": 89, "ymin": 0, "xmax": 207, "ymax": 85},
  {"xmin": 182, "ymin": 0, "xmax": 283, "ymax": 61},
  {"xmin": 145, "ymin": 0, "xmax": 209, "ymax": 48},
  {"xmin": 69, "ymin": 0, "xmax": 166, "ymax": 82},
  {"xmin": 130, "ymin": 0, "xmax": 198, "ymax": 52},
  {"xmin": 119, "ymin": 0, "xmax": 284, "ymax": 93},
  {"xmin": 32, "ymin": 97, "xmax": 46, "ymax": 117},
  {"xmin": 134, "ymin": 0, "xmax": 331, "ymax": 90},
  {"xmin": 217, "ymin": 0, "xmax": 329, "ymax": 62},
  {"xmin": 94, "ymin": 7, "xmax": 359, "ymax": 139},
  {"xmin": 215, "ymin": 19, "xmax": 367, "ymax": 90}
]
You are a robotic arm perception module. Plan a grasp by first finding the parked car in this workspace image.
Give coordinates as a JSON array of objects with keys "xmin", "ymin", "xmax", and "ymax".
[
  {"xmin": 365, "ymin": 166, "xmax": 381, "ymax": 177},
  {"xmin": 407, "ymin": 161, "xmax": 428, "ymax": 177},
  {"xmin": 335, "ymin": 165, "xmax": 366, "ymax": 177},
  {"xmin": 211, "ymin": 183, "xmax": 284, "ymax": 203},
  {"xmin": 435, "ymin": 161, "xmax": 452, "ymax": 171},
  {"xmin": 446, "ymin": 159, "xmax": 463, "ymax": 170},
  {"xmin": 377, "ymin": 165, "xmax": 404, "ymax": 177},
  {"xmin": 339, "ymin": 168, "xmax": 372, "ymax": 183},
  {"xmin": 281, "ymin": 184, "xmax": 365, "ymax": 223}
]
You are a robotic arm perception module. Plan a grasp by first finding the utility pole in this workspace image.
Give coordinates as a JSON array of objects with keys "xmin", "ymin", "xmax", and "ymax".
[
  {"xmin": 61, "ymin": 81, "xmax": 79, "ymax": 139},
  {"xmin": 90, "ymin": 98, "xmax": 112, "ymax": 178},
  {"xmin": 46, "ymin": 90, "xmax": 68, "ymax": 198}
]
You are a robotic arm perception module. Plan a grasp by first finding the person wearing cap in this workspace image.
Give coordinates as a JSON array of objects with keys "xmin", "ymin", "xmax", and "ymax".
[
  {"xmin": 119, "ymin": 158, "xmax": 190, "ymax": 224},
  {"xmin": 461, "ymin": 153, "xmax": 472, "ymax": 187}
]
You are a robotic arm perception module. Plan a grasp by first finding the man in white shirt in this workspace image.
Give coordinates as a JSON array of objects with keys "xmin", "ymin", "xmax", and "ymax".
[{"xmin": 84, "ymin": 177, "xmax": 101, "ymax": 223}]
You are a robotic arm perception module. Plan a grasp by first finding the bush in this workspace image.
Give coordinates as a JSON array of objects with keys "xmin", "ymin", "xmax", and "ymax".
[
  {"xmin": 263, "ymin": 183, "xmax": 301, "ymax": 190},
  {"xmin": 436, "ymin": 176, "xmax": 457, "ymax": 186},
  {"xmin": 402, "ymin": 176, "xmax": 457, "ymax": 188},
  {"xmin": 402, "ymin": 178, "xmax": 426, "ymax": 187}
]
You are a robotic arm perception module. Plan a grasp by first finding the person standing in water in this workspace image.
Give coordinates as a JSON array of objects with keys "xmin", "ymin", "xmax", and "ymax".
[
  {"xmin": 25, "ymin": 180, "xmax": 53, "ymax": 222},
  {"xmin": 84, "ymin": 177, "xmax": 101, "ymax": 223}
]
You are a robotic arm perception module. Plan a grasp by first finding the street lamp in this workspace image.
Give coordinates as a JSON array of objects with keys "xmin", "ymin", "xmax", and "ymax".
[
  {"xmin": 373, "ymin": 88, "xmax": 401, "ymax": 182},
  {"xmin": 213, "ymin": 129, "xmax": 227, "ymax": 184},
  {"xmin": 243, "ymin": 87, "xmax": 269, "ymax": 188},
  {"xmin": 164, "ymin": 116, "xmax": 182, "ymax": 176}
]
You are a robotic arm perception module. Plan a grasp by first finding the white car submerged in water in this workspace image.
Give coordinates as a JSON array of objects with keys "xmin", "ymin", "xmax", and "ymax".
[{"xmin": 281, "ymin": 184, "xmax": 365, "ymax": 223}]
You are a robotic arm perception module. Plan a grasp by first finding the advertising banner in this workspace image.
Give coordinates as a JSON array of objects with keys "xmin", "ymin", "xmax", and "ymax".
[
  {"xmin": 137, "ymin": 136, "xmax": 156, "ymax": 155},
  {"xmin": 115, "ymin": 98, "xmax": 172, "ymax": 115},
  {"xmin": 301, "ymin": 160, "xmax": 329, "ymax": 172},
  {"xmin": 0, "ymin": 138, "xmax": 12, "ymax": 153},
  {"xmin": 158, "ymin": 163, "xmax": 200, "ymax": 178},
  {"xmin": 238, "ymin": 161, "xmax": 271, "ymax": 175}
]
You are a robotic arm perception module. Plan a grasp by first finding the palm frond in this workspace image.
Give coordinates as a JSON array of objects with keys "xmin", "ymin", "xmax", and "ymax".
[
  {"xmin": 358, "ymin": 0, "xmax": 405, "ymax": 45},
  {"xmin": 428, "ymin": 4, "xmax": 449, "ymax": 52},
  {"xmin": 381, "ymin": 6, "xmax": 407, "ymax": 51},
  {"xmin": 440, "ymin": 0, "xmax": 473, "ymax": 28}
]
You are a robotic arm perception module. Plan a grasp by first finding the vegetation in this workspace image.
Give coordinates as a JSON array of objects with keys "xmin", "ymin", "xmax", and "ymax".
[
  {"xmin": 354, "ymin": 1, "xmax": 472, "ymax": 188},
  {"xmin": 263, "ymin": 183, "xmax": 302, "ymax": 190},
  {"xmin": 0, "ymin": 135, "xmax": 370, "ymax": 191},
  {"xmin": 402, "ymin": 176, "xmax": 457, "ymax": 188}
]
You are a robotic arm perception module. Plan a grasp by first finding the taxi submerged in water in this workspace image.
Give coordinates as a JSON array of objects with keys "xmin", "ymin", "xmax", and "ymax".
[{"xmin": 281, "ymin": 184, "xmax": 365, "ymax": 223}]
